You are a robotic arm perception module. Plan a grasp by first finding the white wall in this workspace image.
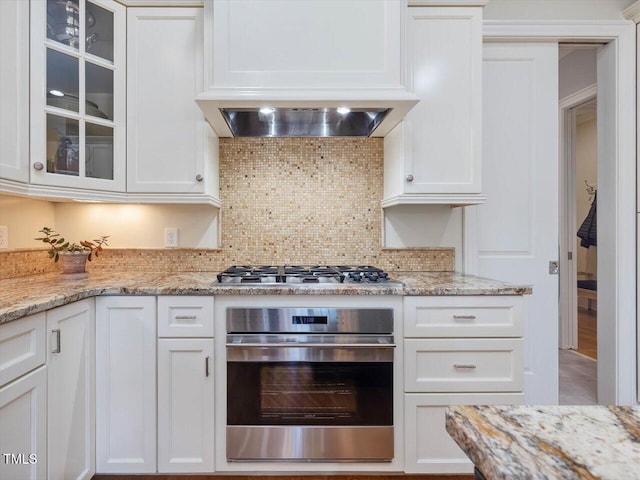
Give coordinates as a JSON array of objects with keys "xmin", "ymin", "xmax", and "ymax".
[
  {"xmin": 559, "ymin": 49, "xmax": 597, "ymax": 100},
  {"xmin": 575, "ymin": 117, "xmax": 598, "ymax": 307},
  {"xmin": 384, "ymin": 205, "xmax": 463, "ymax": 271},
  {"xmin": 0, "ymin": 195, "xmax": 56, "ymax": 249},
  {"xmin": 54, "ymin": 203, "xmax": 218, "ymax": 249},
  {"xmin": 484, "ymin": 0, "xmax": 636, "ymax": 20}
]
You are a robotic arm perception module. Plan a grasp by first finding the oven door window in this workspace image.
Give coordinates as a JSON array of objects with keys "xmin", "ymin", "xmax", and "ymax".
[{"xmin": 227, "ymin": 362, "xmax": 392, "ymax": 426}]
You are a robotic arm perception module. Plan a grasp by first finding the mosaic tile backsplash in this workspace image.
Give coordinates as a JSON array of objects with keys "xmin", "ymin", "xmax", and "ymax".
[{"xmin": 1, "ymin": 138, "xmax": 454, "ymax": 278}]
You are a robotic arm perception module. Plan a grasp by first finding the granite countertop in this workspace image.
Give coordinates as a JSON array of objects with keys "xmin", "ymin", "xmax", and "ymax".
[
  {"xmin": 0, "ymin": 270, "xmax": 531, "ymax": 324},
  {"xmin": 446, "ymin": 405, "xmax": 640, "ymax": 480}
]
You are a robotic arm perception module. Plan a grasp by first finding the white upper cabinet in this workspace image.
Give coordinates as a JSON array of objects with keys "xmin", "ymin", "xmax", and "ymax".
[
  {"xmin": 127, "ymin": 7, "xmax": 219, "ymax": 202},
  {"xmin": 0, "ymin": 0, "xmax": 30, "ymax": 183},
  {"xmin": 383, "ymin": 4, "xmax": 486, "ymax": 206},
  {"xmin": 30, "ymin": 0, "xmax": 126, "ymax": 192},
  {"xmin": 207, "ymin": 0, "xmax": 403, "ymax": 90}
]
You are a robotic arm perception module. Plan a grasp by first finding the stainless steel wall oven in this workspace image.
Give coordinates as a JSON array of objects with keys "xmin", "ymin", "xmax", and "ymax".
[{"xmin": 226, "ymin": 307, "xmax": 395, "ymax": 462}]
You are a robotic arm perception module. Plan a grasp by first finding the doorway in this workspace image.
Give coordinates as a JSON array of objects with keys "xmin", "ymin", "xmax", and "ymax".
[
  {"xmin": 559, "ymin": 71, "xmax": 599, "ymax": 403},
  {"xmin": 465, "ymin": 22, "xmax": 636, "ymax": 405}
]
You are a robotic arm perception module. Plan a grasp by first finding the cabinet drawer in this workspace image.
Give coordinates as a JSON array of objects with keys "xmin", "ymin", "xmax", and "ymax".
[
  {"xmin": 405, "ymin": 338, "xmax": 523, "ymax": 393},
  {"xmin": 404, "ymin": 392, "xmax": 523, "ymax": 474},
  {"xmin": 0, "ymin": 313, "xmax": 46, "ymax": 387},
  {"xmin": 404, "ymin": 296, "xmax": 523, "ymax": 337},
  {"xmin": 158, "ymin": 296, "xmax": 214, "ymax": 337}
]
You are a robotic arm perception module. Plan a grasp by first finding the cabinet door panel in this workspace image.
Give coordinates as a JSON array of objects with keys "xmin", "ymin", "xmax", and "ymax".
[
  {"xmin": 47, "ymin": 299, "xmax": 95, "ymax": 480},
  {"xmin": 0, "ymin": 313, "xmax": 46, "ymax": 388},
  {"xmin": 157, "ymin": 296, "xmax": 214, "ymax": 338},
  {"xmin": 127, "ymin": 8, "xmax": 205, "ymax": 193},
  {"xmin": 30, "ymin": 0, "xmax": 126, "ymax": 192},
  {"xmin": 158, "ymin": 339, "xmax": 214, "ymax": 472},
  {"xmin": 0, "ymin": 367, "xmax": 47, "ymax": 480},
  {"xmin": 404, "ymin": 393, "xmax": 522, "ymax": 474},
  {"xmin": 0, "ymin": 0, "xmax": 29, "ymax": 182},
  {"xmin": 96, "ymin": 296, "xmax": 156, "ymax": 473},
  {"xmin": 405, "ymin": 338, "xmax": 523, "ymax": 392},
  {"xmin": 404, "ymin": 296, "xmax": 523, "ymax": 338},
  {"xmin": 404, "ymin": 7, "xmax": 482, "ymax": 194}
]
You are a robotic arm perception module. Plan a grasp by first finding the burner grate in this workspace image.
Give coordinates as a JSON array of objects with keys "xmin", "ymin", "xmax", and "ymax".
[{"xmin": 217, "ymin": 265, "xmax": 394, "ymax": 285}]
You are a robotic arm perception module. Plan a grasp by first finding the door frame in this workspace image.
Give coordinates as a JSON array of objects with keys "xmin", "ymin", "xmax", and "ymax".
[
  {"xmin": 558, "ymin": 83, "xmax": 597, "ymax": 350},
  {"xmin": 464, "ymin": 20, "xmax": 636, "ymax": 405}
]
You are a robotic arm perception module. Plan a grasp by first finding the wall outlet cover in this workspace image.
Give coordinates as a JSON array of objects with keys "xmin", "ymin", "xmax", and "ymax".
[
  {"xmin": 0, "ymin": 226, "xmax": 8, "ymax": 249},
  {"xmin": 164, "ymin": 227, "xmax": 178, "ymax": 248}
]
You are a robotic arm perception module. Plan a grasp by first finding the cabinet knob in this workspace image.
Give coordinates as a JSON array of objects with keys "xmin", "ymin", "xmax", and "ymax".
[
  {"xmin": 196, "ymin": 174, "xmax": 204, "ymax": 182},
  {"xmin": 406, "ymin": 174, "xmax": 414, "ymax": 182},
  {"xmin": 33, "ymin": 162, "xmax": 44, "ymax": 171}
]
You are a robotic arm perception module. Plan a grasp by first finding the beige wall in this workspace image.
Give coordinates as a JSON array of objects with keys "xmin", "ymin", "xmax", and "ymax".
[
  {"xmin": 0, "ymin": 195, "xmax": 218, "ymax": 250},
  {"xmin": 54, "ymin": 203, "xmax": 219, "ymax": 249},
  {"xmin": 575, "ymin": 117, "xmax": 597, "ymax": 307},
  {"xmin": 0, "ymin": 195, "xmax": 56, "ymax": 249}
]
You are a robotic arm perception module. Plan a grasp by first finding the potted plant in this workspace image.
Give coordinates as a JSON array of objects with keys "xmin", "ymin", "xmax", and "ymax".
[{"xmin": 35, "ymin": 227, "xmax": 109, "ymax": 279}]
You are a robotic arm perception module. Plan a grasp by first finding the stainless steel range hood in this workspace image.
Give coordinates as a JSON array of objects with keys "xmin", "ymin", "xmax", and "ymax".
[
  {"xmin": 197, "ymin": 0, "xmax": 419, "ymax": 138},
  {"xmin": 195, "ymin": 90, "xmax": 419, "ymax": 138},
  {"xmin": 220, "ymin": 107, "xmax": 390, "ymax": 137}
]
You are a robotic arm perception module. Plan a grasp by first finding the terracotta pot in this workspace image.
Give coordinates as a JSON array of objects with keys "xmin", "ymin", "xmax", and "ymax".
[{"xmin": 59, "ymin": 251, "xmax": 89, "ymax": 279}]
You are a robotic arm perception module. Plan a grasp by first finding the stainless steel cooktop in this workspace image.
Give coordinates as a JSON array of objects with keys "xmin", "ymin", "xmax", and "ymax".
[{"xmin": 216, "ymin": 265, "xmax": 401, "ymax": 286}]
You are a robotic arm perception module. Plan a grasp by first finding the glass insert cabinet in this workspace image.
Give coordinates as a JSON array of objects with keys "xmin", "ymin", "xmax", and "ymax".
[{"xmin": 30, "ymin": 0, "xmax": 125, "ymax": 191}]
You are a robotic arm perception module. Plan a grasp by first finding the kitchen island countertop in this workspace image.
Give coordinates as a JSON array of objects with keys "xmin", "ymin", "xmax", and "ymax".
[
  {"xmin": 0, "ymin": 270, "xmax": 531, "ymax": 324},
  {"xmin": 446, "ymin": 405, "xmax": 640, "ymax": 480}
]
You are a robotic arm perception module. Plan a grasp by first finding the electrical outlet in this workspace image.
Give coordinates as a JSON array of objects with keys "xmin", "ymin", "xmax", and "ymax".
[
  {"xmin": 164, "ymin": 227, "xmax": 178, "ymax": 248},
  {"xmin": 0, "ymin": 226, "xmax": 8, "ymax": 249}
]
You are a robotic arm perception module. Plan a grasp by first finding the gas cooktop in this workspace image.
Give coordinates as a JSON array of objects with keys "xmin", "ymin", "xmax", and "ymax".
[{"xmin": 217, "ymin": 265, "xmax": 401, "ymax": 286}]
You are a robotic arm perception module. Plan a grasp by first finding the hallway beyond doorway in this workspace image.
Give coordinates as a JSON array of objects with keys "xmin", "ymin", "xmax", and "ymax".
[{"xmin": 559, "ymin": 349, "xmax": 597, "ymax": 404}]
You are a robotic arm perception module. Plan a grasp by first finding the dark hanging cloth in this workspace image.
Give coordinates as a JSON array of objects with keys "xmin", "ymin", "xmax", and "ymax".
[{"xmin": 577, "ymin": 192, "xmax": 597, "ymax": 248}]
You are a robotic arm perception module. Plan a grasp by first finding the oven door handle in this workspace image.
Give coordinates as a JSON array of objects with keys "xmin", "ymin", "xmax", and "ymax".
[
  {"xmin": 226, "ymin": 344, "xmax": 395, "ymax": 362},
  {"xmin": 226, "ymin": 343, "xmax": 396, "ymax": 348}
]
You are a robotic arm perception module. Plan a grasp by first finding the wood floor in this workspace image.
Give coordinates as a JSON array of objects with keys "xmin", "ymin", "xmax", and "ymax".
[
  {"xmin": 577, "ymin": 307, "xmax": 597, "ymax": 359},
  {"xmin": 93, "ymin": 476, "xmax": 473, "ymax": 480}
]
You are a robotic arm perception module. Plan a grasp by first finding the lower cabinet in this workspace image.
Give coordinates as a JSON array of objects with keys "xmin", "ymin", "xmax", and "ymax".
[
  {"xmin": 0, "ymin": 299, "xmax": 95, "ymax": 480},
  {"xmin": 403, "ymin": 295, "xmax": 525, "ymax": 474},
  {"xmin": 404, "ymin": 393, "xmax": 523, "ymax": 474},
  {"xmin": 96, "ymin": 296, "xmax": 157, "ymax": 473},
  {"xmin": 0, "ymin": 367, "xmax": 47, "ymax": 480},
  {"xmin": 96, "ymin": 295, "xmax": 215, "ymax": 474},
  {"xmin": 158, "ymin": 339, "xmax": 215, "ymax": 472},
  {"xmin": 47, "ymin": 299, "xmax": 95, "ymax": 480}
]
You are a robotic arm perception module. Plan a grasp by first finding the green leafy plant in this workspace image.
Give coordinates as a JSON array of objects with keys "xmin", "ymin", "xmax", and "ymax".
[{"xmin": 35, "ymin": 227, "xmax": 109, "ymax": 262}]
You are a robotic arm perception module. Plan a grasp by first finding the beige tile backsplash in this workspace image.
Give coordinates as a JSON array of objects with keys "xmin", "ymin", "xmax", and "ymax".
[{"xmin": 1, "ymin": 138, "xmax": 454, "ymax": 278}]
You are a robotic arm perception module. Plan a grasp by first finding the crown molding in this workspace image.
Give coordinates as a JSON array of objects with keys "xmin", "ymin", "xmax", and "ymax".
[{"xmin": 623, "ymin": 1, "xmax": 640, "ymax": 23}]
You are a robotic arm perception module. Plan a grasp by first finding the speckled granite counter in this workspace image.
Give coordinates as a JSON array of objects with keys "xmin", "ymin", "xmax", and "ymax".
[
  {"xmin": 0, "ymin": 271, "xmax": 531, "ymax": 324},
  {"xmin": 446, "ymin": 405, "xmax": 640, "ymax": 480}
]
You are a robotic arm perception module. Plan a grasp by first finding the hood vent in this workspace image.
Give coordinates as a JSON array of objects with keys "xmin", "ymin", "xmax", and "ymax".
[
  {"xmin": 197, "ymin": 0, "xmax": 418, "ymax": 138},
  {"xmin": 220, "ymin": 107, "xmax": 391, "ymax": 138},
  {"xmin": 195, "ymin": 91, "xmax": 418, "ymax": 138}
]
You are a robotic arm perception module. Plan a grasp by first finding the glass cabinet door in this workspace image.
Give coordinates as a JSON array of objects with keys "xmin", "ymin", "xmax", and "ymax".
[{"xmin": 31, "ymin": 0, "xmax": 125, "ymax": 191}]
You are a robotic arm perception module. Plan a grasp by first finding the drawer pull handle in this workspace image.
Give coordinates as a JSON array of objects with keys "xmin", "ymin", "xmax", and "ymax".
[
  {"xmin": 453, "ymin": 315, "xmax": 476, "ymax": 320},
  {"xmin": 205, "ymin": 356, "xmax": 210, "ymax": 377},
  {"xmin": 454, "ymin": 364, "xmax": 477, "ymax": 369},
  {"xmin": 52, "ymin": 329, "xmax": 61, "ymax": 354},
  {"xmin": 175, "ymin": 315, "xmax": 197, "ymax": 320}
]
